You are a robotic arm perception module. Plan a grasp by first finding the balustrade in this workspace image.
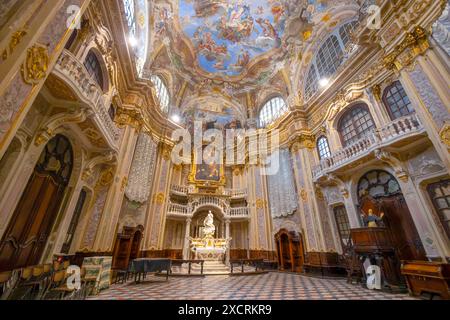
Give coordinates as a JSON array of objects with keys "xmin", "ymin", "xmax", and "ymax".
[
  {"xmin": 54, "ymin": 50, "xmax": 121, "ymax": 149},
  {"xmin": 313, "ymin": 114, "xmax": 423, "ymax": 180}
]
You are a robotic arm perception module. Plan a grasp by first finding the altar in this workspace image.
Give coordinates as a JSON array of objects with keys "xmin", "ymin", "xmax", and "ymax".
[
  {"xmin": 190, "ymin": 237, "xmax": 230, "ymax": 261},
  {"xmin": 189, "ymin": 211, "xmax": 231, "ymax": 262}
]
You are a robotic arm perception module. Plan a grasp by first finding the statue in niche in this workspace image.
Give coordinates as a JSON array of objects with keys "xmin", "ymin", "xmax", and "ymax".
[{"xmin": 203, "ymin": 211, "xmax": 216, "ymax": 238}]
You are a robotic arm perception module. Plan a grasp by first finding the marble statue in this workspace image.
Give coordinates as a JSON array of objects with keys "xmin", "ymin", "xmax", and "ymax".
[{"xmin": 203, "ymin": 211, "xmax": 216, "ymax": 238}]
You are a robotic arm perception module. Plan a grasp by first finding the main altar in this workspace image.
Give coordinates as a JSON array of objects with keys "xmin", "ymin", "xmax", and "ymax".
[{"xmin": 189, "ymin": 211, "xmax": 231, "ymax": 262}]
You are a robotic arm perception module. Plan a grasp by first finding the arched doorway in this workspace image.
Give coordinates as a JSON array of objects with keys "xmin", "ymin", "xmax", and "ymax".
[
  {"xmin": 275, "ymin": 229, "xmax": 305, "ymax": 272},
  {"xmin": 0, "ymin": 135, "xmax": 73, "ymax": 271},
  {"xmin": 357, "ymin": 170, "xmax": 426, "ymax": 261}
]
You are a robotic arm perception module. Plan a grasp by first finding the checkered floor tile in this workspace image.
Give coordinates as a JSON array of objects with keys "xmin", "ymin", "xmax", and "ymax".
[{"xmin": 88, "ymin": 272, "xmax": 417, "ymax": 300}]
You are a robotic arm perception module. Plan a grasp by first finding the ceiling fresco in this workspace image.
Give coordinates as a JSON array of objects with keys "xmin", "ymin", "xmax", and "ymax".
[
  {"xmin": 179, "ymin": 0, "xmax": 287, "ymax": 77},
  {"xmin": 148, "ymin": 0, "xmax": 338, "ymax": 84}
]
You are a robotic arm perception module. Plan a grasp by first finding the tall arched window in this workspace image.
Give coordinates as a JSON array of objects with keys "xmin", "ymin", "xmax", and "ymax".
[
  {"xmin": 382, "ymin": 81, "xmax": 414, "ymax": 120},
  {"xmin": 151, "ymin": 75, "xmax": 170, "ymax": 113},
  {"xmin": 317, "ymin": 136, "xmax": 331, "ymax": 159},
  {"xmin": 84, "ymin": 51, "xmax": 105, "ymax": 90},
  {"xmin": 303, "ymin": 20, "xmax": 359, "ymax": 101},
  {"xmin": 259, "ymin": 96, "xmax": 288, "ymax": 127},
  {"xmin": 338, "ymin": 104, "xmax": 375, "ymax": 147}
]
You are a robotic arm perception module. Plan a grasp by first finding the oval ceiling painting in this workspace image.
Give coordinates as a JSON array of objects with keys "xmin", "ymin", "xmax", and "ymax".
[{"xmin": 179, "ymin": 0, "xmax": 288, "ymax": 77}]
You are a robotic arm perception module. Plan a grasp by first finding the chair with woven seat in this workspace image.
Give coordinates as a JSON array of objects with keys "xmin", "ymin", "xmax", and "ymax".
[{"xmin": 42, "ymin": 269, "xmax": 74, "ymax": 300}]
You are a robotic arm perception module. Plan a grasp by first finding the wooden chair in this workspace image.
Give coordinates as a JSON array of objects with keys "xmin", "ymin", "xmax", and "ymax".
[
  {"xmin": 80, "ymin": 267, "xmax": 97, "ymax": 299},
  {"xmin": 7, "ymin": 267, "xmax": 35, "ymax": 300},
  {"xmin": 42, "ymin": 269, "xmax": 77, "ymax": 300}
]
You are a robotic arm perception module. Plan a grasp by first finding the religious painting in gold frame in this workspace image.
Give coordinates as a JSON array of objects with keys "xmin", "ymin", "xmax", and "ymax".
[{"xmin": 188, "ymin": 144, "xmax": 226, "ymax": 187}]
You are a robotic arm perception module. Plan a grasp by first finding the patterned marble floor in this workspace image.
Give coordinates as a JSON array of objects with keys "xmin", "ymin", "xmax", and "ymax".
[{"xmin": 89, "ymin": 272, "xmax": 417, "ymax": 300}]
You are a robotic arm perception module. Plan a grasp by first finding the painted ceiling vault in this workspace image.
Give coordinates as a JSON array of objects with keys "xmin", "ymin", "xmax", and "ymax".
[{"xmin": 179, "ymin": 0, "xmax": 287, "ymax": 77}]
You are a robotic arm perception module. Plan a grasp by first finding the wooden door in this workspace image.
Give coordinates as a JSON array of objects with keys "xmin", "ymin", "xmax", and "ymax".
[{"xmin": 0, "ymin": 135, "xmax": 73, "ymax": 271}]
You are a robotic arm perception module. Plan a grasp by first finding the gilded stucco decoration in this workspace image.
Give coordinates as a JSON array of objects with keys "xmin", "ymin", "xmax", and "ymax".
[{"xmin": 21, "ymin": 44, "xmax": 49, "ymax": 85}]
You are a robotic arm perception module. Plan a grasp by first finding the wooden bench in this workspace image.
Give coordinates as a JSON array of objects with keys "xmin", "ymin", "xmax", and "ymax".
[{"xmin": 401, "ymin": 260, "xmax": 450, "ymax": 299}]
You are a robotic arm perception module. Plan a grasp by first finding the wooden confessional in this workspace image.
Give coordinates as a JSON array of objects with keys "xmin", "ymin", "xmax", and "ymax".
[
  {"xmin": 275, "ymin": 229, "xmax": 305, "ymax": 273},
  {"xmin": 112, "ymin": 225, "xmax": 144, "ymax": 270}
]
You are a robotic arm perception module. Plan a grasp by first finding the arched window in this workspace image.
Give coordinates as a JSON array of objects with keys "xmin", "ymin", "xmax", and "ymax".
[
  {"xmin": 84, "ymin": 51, "xmax": 105, "ymax": 90},
  {"xmin": 259, "ymin": 96, "xmax": 288, "ymax": 127},
  {"xmin": 338, "ymin": 104, "xmax": 375, "ymax": 147},
  {"xmin": 382, "ymin": 81, "xmax": 414, "ymax": 120},
  {"xmin": 317, "ymin": 136, "xmax": 331, "ymax": 159},
  {"xmin": 303, "ymin": 19, "xmax": 359, "ymax": 101},
  {"xmin": 151, "ymin": 75, "xmax": 170, "ymax": 113}
]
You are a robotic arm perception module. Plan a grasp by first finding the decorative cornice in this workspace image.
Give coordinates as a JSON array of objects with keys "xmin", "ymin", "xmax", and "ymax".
[{"xmin": 383, "ymin": 26, "xmax": 430, "ymax": 72}]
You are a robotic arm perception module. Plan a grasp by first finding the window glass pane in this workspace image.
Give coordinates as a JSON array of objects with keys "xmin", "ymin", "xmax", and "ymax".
[
  {"xmin": 124, "ymin": 0, "xmax": 136, "ymax": 36},
  {"xmin": 305, "ymin": 66, "xmax": 319, "ymax": 101},
  {"xmin": 317, "ymin": 136, "xmax": 331, "ymax": 159},
  {"xmin": 259, "ymin": 97, "xmax": 287, "ymax": 127},
  {"xmin": 339, "ymin": 21, "xmax": 359, "ymax": 46},
  {"xmin": 334, "ymin": 206, "xmax": 350, "ymax": 245},
  {"xmin": 338, "ymin": 105, "xmax": 375, "ymax": 146},
  {"xmin": 84, "ymin": 51, "xmax": 104, "ymax": 90},
  {"xmin": 383, "ymin": 81, "xmax": 414, "ymax": 120},
  {"xmin": 151, "ymin": 75, "xmax": 170, "ymax": 113},
  {"xmin": 427, "ymin": 180, "xmax": 450, "ymax": 239},
  {"xmin": 316, "ymin": 35, "xmax": 344, "ymax": 79}
]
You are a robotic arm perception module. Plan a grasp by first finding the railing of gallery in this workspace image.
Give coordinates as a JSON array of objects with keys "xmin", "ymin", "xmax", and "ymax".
[
  {"xmin": 312, "ymin": 114, "xmax": 423, "ymax": 179},
  {"xmin": 167, "ymin": 203, "xmax": 190, "ymax": 215},
  {"xmin": 170, "ymin": 185, "xmax": 247, "ymax": 198},
  {"xmin": 191, "ymin": 196, "xmax": 229, "ymax": 213},
  {"xmin": 170, "ymin": 185, "xmax": 189, "ymax": 195},
  {"xmin": 229, "ymin": 207, "xmax": 249, "ymax": 218},
  {"xmin": 167, "ymin": 202, "xmax": 249, "ymax": 218},
  {"xmin": 224, "ymin": 189, "xmax": 248, "ymax": 198},
  {"xmin": 54, "ymin": 50, "xmax": 121, "ymax": 150}
]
